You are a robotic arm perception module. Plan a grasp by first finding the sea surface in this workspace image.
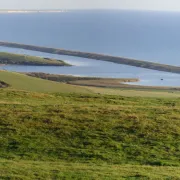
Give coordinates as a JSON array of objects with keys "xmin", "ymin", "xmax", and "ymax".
[{"xmin": 0, "ymin": 10, "xmax": 180, "ymax": 86}]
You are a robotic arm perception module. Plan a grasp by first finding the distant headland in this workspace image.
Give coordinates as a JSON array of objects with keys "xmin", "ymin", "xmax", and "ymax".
[{"xmin": 0, "ymin": 10, "xmax": 67, "ymax": 13}]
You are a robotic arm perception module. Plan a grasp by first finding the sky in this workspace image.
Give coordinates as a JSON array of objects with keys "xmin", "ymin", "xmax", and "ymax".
[{"xmin": 1, "ymin": 0, "xmax": 180, "ymax": 11}]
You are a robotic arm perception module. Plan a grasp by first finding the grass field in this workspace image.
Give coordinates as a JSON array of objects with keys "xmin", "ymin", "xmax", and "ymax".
[
  {"xmin": 0, "ymin": 52, "xmax": 70, "ymax": 66},
  {"xmin": 1, "ymin": 159, "xmax": 180, "ymax": 179},
  {"xmin": 0, "ymin": 71, "xmax": 180, "ymax": 179},
  {"xmin": 87, "ymin": 86, "xmax": 180, "ymax": 98}
]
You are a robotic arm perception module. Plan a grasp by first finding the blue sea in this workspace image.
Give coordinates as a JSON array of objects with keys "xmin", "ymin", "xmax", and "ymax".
[{"xmin": 0, "ymin": 10, "xmax": 180, "ymax": 86}]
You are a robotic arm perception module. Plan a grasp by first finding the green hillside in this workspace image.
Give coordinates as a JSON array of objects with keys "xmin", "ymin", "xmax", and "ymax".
[
  {"xmin": 0, "ymin": 70, "xmax": 180, "ymax": 179},
  {"xmin": 0, "ymin": 71, "xmax": 91, "ymax": 93},
  {"xmin": 0, "ymin": 89, "xmax": 180, "ymax": 179}
]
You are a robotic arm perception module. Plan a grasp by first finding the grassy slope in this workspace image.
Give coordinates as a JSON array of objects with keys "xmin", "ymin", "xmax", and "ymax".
[
  {"xmin": 0, "ymin": 71, "xmax": 180, "ymax": 179},
  {"xmin": 0, "ymin": 52, "xmax": 70, "ymax": 66},
  {"xmin": 0, "ymin": 88, "xmax": 180, "ymax": 179},
  {"xmin": 0, "ymin": 71, "xmax": 91, "ymax": 93},
  {"xmin": 1, "ymin": 160, "xmax": 180, "ymax": 179}
]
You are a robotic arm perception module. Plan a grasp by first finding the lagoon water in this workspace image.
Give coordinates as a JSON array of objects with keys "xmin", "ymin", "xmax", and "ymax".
[
  {"xmin": 0, "ymin": 47, "xmax": 180, "ymax": 87},
  {"xmin": 0, "ymin": 10, "xmax": 180, "ymax": 86}
]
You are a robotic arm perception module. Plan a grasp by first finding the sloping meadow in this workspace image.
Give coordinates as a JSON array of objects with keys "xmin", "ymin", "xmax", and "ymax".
[{"xmin": 0, "ymin": 89, "xmax": 179, "ymax": 167}]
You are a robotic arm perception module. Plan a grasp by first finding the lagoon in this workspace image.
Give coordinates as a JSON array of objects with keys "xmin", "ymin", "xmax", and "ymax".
[{"xmin": 0, "ymin": 47, "xmax": 180, "ymax": 87}]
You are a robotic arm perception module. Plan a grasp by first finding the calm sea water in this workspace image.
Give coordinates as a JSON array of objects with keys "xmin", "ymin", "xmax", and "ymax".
[{"xmin": 0, "ymin": 10, "xmax": 180, "ymax": 86}]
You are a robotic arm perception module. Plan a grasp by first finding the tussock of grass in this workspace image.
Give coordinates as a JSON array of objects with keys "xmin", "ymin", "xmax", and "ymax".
[{"xmin": 0, "ymin": 80, "xmax": 9, "ymax": 88}]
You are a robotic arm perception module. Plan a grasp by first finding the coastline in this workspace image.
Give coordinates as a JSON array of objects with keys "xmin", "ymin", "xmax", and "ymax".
[{"xmin": 26, "ymin": 72, "xmax": 180, "ymax": 91}]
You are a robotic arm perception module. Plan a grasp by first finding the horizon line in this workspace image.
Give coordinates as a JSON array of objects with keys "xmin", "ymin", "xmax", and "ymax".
[{"xmin": 0, "ymin": 8, "xmax": 180, "ymax": 13}]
